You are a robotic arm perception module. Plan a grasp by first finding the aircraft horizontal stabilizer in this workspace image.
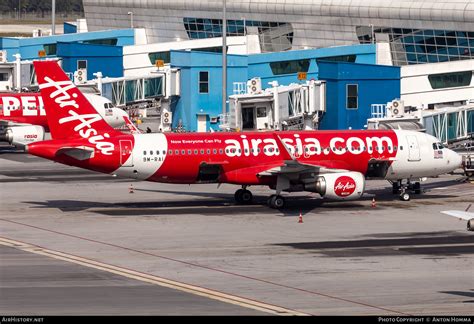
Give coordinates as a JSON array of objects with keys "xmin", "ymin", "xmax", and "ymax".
[
  {"xmin": 55, "ymin": 146, "xmax": 95, "ymax": 160},
  {"xmin": 441, "ymin": 210, "xmax": 474, "ymax": 221}
]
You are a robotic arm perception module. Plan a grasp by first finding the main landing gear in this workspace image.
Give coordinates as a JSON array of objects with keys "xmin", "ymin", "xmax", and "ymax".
[
  {"xmin": 391, "ymin": 180, "xmax": 422, "ymax": 201},
  {"xmin": 267, "ymin": 194, "xmax": 285, "ymax": 209},
  {"xmin": 233, "ymin": 187, "xmax": 286, "ymax": 209},
  {"xmin": 234, "ymin": 187, "xmax": 253, "ymax": 204}
]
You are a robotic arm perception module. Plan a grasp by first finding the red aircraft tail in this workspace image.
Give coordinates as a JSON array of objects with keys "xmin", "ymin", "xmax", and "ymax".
[{"xmin": 33, "ymin": 60, "xmax": 118, "ymax": 140}]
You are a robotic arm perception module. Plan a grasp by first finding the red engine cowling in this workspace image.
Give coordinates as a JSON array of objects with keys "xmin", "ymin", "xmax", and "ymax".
[{"xmin": 305, "ymin": 171, "xmax": 365, "ymax": 200}]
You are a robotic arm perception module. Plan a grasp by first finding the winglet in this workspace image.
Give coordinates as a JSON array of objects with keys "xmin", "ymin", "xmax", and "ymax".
[{"xmin": 273, "ymin": 133, "xmax": 295, "ymax": 161}]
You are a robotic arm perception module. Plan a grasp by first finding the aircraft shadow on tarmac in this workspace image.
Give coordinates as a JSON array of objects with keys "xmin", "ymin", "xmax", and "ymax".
[
  {"xmin": 440, "ymin": 290, "xmax": 474, "ymax": 303},
  {"xmin": 273, "ymin": 232, "xmax": 474, "ymax": 257},
  {"xmin": 20, "ymin": 176, "xmax": 461, "ymax": 217},
  {"xmin": 24, "ymin": 187, "xmax": 455, "ymax": 218}
]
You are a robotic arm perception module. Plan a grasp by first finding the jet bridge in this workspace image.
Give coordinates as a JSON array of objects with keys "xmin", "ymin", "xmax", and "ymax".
[
  {"xmin": 85, "ymin": 68, "xmax": 180, "ymax": 132},
  {"xmin": 221, "ymin": 79, "xmax": 326, "ymax": 131},
  {"xmin": 368, "ymin": 100, "xmax": 474, "ymax": 146}
]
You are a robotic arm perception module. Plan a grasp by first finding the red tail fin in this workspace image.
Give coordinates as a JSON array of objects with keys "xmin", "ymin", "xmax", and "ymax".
[{"xmin": 33, "ymin": 60, "xmax": 118, "ymax": 143}]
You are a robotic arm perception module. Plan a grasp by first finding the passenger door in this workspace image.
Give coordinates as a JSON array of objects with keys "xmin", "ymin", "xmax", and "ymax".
[
  {"xmin": 406, "ymin": 135, "xmax": 421, "ymax": 161},
  {"xmin": 120, "ymin": 140, "xmax": 133, "ymax": 167}
]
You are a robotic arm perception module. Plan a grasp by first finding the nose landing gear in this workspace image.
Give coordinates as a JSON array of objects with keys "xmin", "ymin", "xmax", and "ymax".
[{"xmin": 392, "ymin": 180, "xmax": 422, "ymax": 201}]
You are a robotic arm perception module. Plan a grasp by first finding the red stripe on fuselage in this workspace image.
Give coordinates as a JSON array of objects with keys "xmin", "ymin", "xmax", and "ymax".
[
  {"xmin": 149, "ymin": 130, "xmax": 398, "ymax": 184},
  {"xmin": 0, "ymin": 93, "xmax": 48, "ymax": 128}
]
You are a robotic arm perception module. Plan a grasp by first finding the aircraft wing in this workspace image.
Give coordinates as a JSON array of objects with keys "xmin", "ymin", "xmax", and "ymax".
[
  {"xmin": 258, "ymin": 159, "xmax": 348, "ymax": 176},
  {"xmin": 257, "ymin": 134, "xmax": 350, "ymax": 176},
  {"xmin": 441, "ymin": 210, "xmax": 474, "ymax": 220},
  {"xmin": 55, "ymin": 146, "xmax": 95, "ymax": 160}
]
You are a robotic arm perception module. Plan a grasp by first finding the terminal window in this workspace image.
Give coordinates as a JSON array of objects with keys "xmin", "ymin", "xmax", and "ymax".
[
  {"xmin": 199, "ymin": 71, "xmax": 209, "ymax": 93},
  {"xmin": 269, "ymin": 59, "xmax": 310, "ymax": 75},
  {"xmin": 183, "ymin": 18, "xmax": 293, "ymax": 52},
  {"xmin": 356, "ymin": 27, "xmax": 474, "ymax": 66},
  {"xmin": 77, "ymin": 60, "xmax": 87, "ymax": 69},
  {"xmin": 148, "ymin": 51, "xmax": 171, "ymax": 65},
  {"xmin": 0, "ymin": 73, "xmax": 8, "ymax": 81},
  {"xmin": 428, "ymin": 71, "xmax": 472, "ymax": 89},
  {"xmin": 316, "ymin": 55, "xmax": 356, "ymax": 63},
  {"xmin": 43, "ymin": 44, "xmax": 57, "ymax": 56},
  {"xmin": 346, "ymin": 84, "xmax": 358, "ymax": 109}
]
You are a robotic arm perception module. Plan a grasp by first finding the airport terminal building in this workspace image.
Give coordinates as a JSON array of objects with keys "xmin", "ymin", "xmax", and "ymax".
[{"xmin": 83, "ymin": 0, "xmax": 474, "ymax": 65}]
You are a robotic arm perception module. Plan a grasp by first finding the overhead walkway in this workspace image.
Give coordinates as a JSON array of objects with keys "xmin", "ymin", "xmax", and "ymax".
[{"xmin": 368, "ymin": 103, "xmax": 474, "ymax": 147}]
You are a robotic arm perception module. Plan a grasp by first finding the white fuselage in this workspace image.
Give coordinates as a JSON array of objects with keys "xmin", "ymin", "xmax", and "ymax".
[{"xmin": 387, "ymin": 130, "xmax": 462, "ymax": 180}]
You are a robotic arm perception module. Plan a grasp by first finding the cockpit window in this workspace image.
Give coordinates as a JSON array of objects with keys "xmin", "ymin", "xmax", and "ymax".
[{"xmin": 433, "ymin": 142, "xmax": 444, "ymax": 150}]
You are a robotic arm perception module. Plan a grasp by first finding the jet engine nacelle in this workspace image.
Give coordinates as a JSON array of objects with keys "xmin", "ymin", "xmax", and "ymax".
[
  {"xmin": 305, "ymin": 171, "xmax": 365, "ymax": 200},
  {"xmin": 1, "ymin": 125, "xmax": 45, "ymax": 146}
]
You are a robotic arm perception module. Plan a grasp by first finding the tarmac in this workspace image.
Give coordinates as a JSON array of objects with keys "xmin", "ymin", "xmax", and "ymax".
[{"xmin": 0, "ymin": 148, "xmax": 473, "ymax": 315}]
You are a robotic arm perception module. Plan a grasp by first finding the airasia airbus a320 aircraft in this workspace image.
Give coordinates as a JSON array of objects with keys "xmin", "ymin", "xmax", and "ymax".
[
  {"xmin": 0, "ymin": 90, "xmax": 130, "ymax": 146},
  {"xmin": 26, "ymin": 61, "xmax": 462, "ymax": 209}
]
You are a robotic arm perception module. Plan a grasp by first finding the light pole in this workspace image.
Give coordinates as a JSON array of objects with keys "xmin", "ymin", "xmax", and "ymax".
[
  {"xmin": 369, "ymin": 24, "xmax": 374, "ymax": 44},
  {"xmin": 128, "ymin": 11, "xmax": 134, "ymax": 28},
  {"xmin": 51, "ymin": 0, "xmax": 56, "ymax": 35},
  {"xmin": 18, "ymin": 0, "xmax": 20, "ymax": 20},
  {"xmin": 222, "ymin": 0, "xmax": 227, "ymax": 116}
]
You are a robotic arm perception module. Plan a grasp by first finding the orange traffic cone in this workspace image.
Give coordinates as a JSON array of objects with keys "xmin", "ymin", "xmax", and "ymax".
[
  {"xmin": 371, "ymin": 197, "xmax": 376, "ymax": 208},
  {"xmin": 298, "ymin": 212, "xmax": 303, "ymax": 223},
  {"xmin": 129, "ymin": 184, "xmax": 134, "ymax": 194}
]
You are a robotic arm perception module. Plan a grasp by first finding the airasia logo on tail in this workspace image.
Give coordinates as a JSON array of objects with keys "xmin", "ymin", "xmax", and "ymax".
[
  {"xmin": 38, "ymin": 76, "xmax": 114, "ymax": 155},
  {"xmin": 334, "ymin": 176, "xmax": 356, "ymax": 197}
]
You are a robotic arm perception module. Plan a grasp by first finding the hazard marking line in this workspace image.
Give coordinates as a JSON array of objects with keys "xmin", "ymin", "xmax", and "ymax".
[{"xmin": 0, "ymin": 236, "xmax": 308, "ymax": 316}]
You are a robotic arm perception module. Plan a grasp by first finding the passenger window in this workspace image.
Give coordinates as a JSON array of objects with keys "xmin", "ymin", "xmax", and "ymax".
[
  {"xmin": 163, "ymin": 150, "xmax": 166, "ymax": 155},
  {"xmin": 219, "ymin": 149, "xmax": 223, "ymax": 154},
  {"xmin": 150, "ymin": 150, "xmax": 153, "ymax": 155},
  {"xmin": 207, "ymin": 149, "xmax": 211, "ymax": 154},
  {"xmin": 156, "ymin": 150, "xmax": 160, "ymax": 155},
  {"xmin": 212, "ymin": 149, "xmax": 217, "ymax": 154},
  {"xmin": 400, "ymin": 146, "xmax": 403, "ymax": 150},
  {"xmin": 181, "ymin": 150, "xmax": 185, "ymax": 155},
  {"xmin": 194, "ymin": 149, "xmax": 198, "ymax": 154},
  {"xmin": 168, "ymin": 150, "xmax": 173, "ymax": 155},
  {"xmin": 201, "ymin": 149, "xmax": 205, "ymax": 154},
  {"xmin": 143, "ymin": 151, "xmax": 147, "ymax": 155},
  {"xmin": 188, "ymin": 150, "xmax": 191, "ymax": 155}
]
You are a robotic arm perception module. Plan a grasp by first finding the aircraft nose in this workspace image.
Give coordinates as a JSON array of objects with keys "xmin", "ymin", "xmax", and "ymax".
[{"xmin": 448, "ymin": 150, "xmax": 463, "ymax": 170}]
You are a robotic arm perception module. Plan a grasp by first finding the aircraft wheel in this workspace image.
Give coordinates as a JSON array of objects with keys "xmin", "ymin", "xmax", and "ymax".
[
  {"xmin": 240, "ymin": 190, "xmax": 253, "ymax": 204},
  {"xmin": 269, "ymin": 195, "xmax": 285, "ymax": 209},
  {"xmin": 234, "ymin": 189, "xmax": 244, "ymax": 204},
  {"xmin": 399, "ymin": 192, "xmax": 410, "ymax": 201}
]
